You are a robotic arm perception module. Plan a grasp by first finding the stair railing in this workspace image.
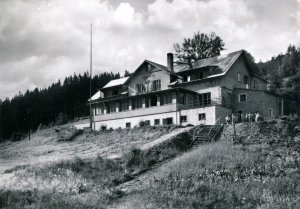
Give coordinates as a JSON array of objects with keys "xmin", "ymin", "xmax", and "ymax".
[
  {"xmin": 207, "ymin": 117, "xmax": 222, "ymax": 141},
  {"xmin": 190, "ymin": 124, "xmax": 204, "ymax": 147}
]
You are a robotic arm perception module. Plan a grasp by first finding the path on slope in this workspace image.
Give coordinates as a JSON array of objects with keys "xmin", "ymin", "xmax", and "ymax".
[{"xmin": 107, "ymin": 126, "xmax": 193, "ymax": 159}]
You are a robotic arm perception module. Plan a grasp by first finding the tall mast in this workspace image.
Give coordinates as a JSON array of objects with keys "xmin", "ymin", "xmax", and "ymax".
[{"xmin": 89, "ymin": 23, "xmax": 93, "ymax": 129}]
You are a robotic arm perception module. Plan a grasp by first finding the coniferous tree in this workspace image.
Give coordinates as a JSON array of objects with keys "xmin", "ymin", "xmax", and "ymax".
[{"xmin": 0, "ymin": 71, "xmax": 119, "ymax": 141}]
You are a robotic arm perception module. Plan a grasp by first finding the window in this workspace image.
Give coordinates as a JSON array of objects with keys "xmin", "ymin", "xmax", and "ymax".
[
  {"xmin": 199, "ymin": 93, "xmax": 211, "ymax": 105},
  {"xmin": 106, "ymin": 104, "xmax": 110, "ymax": 113},
  {"xmin": 198, "ymin": 71, "xmax": 204, "ymax": 79},
  {"xmin": 154, "ymin": 119, "xmax": 160, "ymax": 125},
  {"xmin": 126, "ymin": 122, "xmax": 131, "ymax": 128},
  {"xmin": 179, "ymin": 93, "xmax": 185, "ymax": 104},
  {"xmin": 150, "ymin": 95, "xmax": 157, "ymax": 106},
  {"xmin": 164, "ymin": 94, "xmax": 173, "ymax": 104},
  {"xmin": 136, "ymin": 84, "xmax": 141, "ymax": 93},
  {"xmin": 120, "ymin": 100, "xmax": 129, "ymax": 112},
  {"xmin": 132, "ymin": 98, "xmax": 142, "ymax": 109},
  {"xmin": 180, "ymin": 115, "xmax": 187, "ymax": 123},
  {"xmin": 113, "ymin": 89, "xmax": 118, "ymax": 96},
  {"xmin": 239, "ymin": 94, "xmax": 247, "ymax": 102},
  {"xmin": 163, "ymin": 117, "xmax": 173, "ymax": 125},
  {"xmin": 95, "ymin": 106, "xmax": 101, "ymax": 115},
  {"xmin": 183, "ymin": 75, "xmax": 191, "ymax": 82},
  {"xmin": 146, "ymin": 63, "xmax": 153, "ymax": 71},
  {"xmin": 108, "ymin": 103, "xmax": 116, "ymax": 113},
  {"xmin": 145, "ymin": 120, "xmax": 150, "ymax": 126},
  {"xmin": 136, "ymin": 83, "xmax": 146, "ymax": 94},
  {"xmin": 268, "ymin": 108, "xmax": 273, "ymax": 117},
  {"xmin": 199, "ymin": 113, "xmax": 206, "ymax": 121},
  {"xmin": 252, "ymin": 79, "xmax": 256, "ymax": 89},
  {"xmin": 152, "ymin": 80, "xmax": 161, "ymax": 91},
  {"xmin": 237, "ymin": 73, "xmax": 242, "ymax": 83},
  {"xmin": 160, "ymin": 96, "xmax": 164, "ymax": 106},
  {"xmin": 244, "ymin": 75, "xmax": 249, "ymax": 85}
]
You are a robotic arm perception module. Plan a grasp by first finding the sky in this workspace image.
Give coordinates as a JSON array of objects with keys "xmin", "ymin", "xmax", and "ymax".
[{"xmin": 0, "ymin": 0, "xmax": 300, "ymax": 100}]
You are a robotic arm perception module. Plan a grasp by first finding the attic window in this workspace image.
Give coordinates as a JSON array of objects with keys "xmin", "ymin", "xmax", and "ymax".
[
  {"xmin": 237, "ymin": 73, "xmax": 242, "ymax": 83},
  {"xmin": 146, "ymin": 64, "xmax": 153, "ymax": 71}
]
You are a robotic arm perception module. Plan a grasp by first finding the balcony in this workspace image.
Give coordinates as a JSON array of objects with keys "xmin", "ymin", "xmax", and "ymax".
[
  {"xmin": 177, "ymin": 98, "xmax": 224, "ymax": 110},
  {"xmin": 93, "ymin": 103, "xmax": 177, "ymax": 122}
]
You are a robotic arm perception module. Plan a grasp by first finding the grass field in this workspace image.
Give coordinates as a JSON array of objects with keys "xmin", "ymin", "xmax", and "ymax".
[{"xmin": 1, "ymin": 120, "xmax": 300, "ymax": 209}]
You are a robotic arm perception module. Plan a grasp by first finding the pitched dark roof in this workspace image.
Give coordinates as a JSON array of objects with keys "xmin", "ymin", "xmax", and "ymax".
[{"xmin": 174, "ymin": 50, "xmax": 244, "ymax": 76}]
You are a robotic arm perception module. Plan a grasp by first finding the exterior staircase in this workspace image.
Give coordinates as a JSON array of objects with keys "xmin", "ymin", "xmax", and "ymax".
[{"xmin": 190, "ymin": 118, "xmax": 223, "ymax": 148}]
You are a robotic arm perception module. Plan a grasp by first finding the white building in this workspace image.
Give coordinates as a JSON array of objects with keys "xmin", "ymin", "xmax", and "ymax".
[{"xmin": 88, "ymin": 50, "xmax": 283, "ymax": 129}]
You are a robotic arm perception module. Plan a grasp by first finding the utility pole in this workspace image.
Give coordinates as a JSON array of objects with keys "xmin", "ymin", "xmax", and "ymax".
[
  {"xmin": 89, "ymin": 23, "xmax": 93, "ymax": 130},
  {"xmin": 232, "ymin": 88, "xmax": 237, "ymax": 141},
  {"xmin": 27, "ymin": 108, "xmax": 31, "ymax": 140}
]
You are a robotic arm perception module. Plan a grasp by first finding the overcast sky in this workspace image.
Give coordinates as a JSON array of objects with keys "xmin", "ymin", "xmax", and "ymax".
[{"xmin": 1, "ymin": 0, "xmax": 300, "ymax": 99}]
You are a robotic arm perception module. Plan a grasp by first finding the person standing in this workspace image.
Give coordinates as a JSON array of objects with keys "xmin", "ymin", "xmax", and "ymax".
[
  {"xmin": 241, "ymin": 113, "xmax": 245, "ymax": 122},
  {"xmin": 225, "ymin": 115, "xmax": 231, "ymax": 125},
  {"xmin": 255, "ymin": 112, "xmax": 260, "ymax": 122},
  {"xmin": 249, "ymin": 112, "xmax": 254, "ymax": 123}
]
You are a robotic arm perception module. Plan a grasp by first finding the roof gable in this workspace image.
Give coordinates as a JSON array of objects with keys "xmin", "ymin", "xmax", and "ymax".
[{"xmin": 124, "ymin": 60, "xmax": 173, "ymax": 84}]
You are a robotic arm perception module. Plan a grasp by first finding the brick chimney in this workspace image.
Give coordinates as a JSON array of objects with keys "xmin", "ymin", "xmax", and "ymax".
[{"xmin": 167, "ymin": 53, "xmax": 174, "ymax": 72}]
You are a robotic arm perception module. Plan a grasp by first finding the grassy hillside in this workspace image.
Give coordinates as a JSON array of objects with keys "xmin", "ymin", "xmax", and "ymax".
[
  {"xmin": 1, "ymin": 120, "xmax": 300, "ymax": 209},
  {"xmin": 0, "ymin": 125, "xmax": 191, "ymax": 209},
  {"xmin": 118, "ymin": 120, "xmax": 300, "ymax": 209}
]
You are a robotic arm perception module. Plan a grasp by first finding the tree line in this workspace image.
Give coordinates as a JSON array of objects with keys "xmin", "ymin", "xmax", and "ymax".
[{"xmin": 0, "ymin": 72, "xmax": 120, "ymax": 141}]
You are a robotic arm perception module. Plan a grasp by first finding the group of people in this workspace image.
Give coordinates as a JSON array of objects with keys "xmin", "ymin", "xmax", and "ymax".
[{"xmin": 225, "ymin": 112, "xmax": 262, "ymax": 125}]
